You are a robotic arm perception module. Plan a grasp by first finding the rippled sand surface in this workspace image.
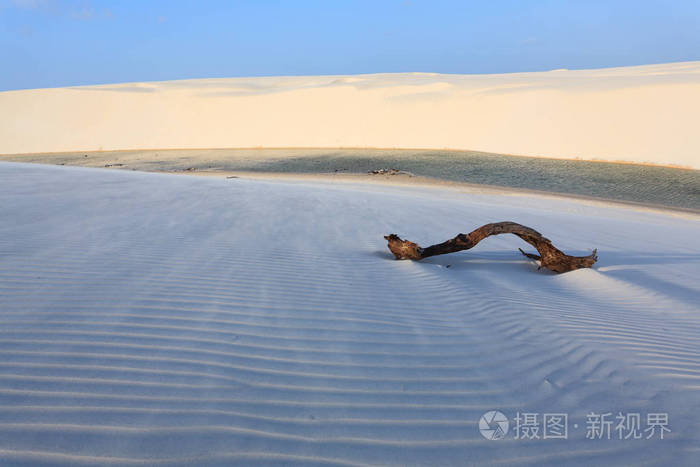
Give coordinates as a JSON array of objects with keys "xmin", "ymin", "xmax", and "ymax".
[{"xmin": 1, "ymin": 162, "xmax": 699, "ymax": 465}]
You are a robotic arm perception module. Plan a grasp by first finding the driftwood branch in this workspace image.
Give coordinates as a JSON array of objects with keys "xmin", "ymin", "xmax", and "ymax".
[{"xmin": 384, "ymin": 221, "xmax": 597, "ymax": 273}]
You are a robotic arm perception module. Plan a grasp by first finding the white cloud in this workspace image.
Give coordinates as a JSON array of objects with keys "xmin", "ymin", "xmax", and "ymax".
[
  {"xmin": 10, "ymin": 0, "xmax": 51, "ymax": 8},
  {"xmin": 6, "ymin": 0, "xmax": 113, "ymax": 20},
  {"xmin": 71, "ymin": 5, "xmax": 92, "ymax": 20}
]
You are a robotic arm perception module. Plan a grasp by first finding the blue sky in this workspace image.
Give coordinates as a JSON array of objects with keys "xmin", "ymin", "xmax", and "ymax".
[{"xmin": 1, "ymin": 0, "xmax": 699, "ymax": 90}]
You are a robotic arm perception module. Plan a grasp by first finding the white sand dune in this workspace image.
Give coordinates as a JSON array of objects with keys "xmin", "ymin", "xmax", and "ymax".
[
  {"xmin": 1, "ymin": 162, "xmax": 699, "ymax": 465},
  {"xmin": 1, "ymin": 61, "xmax": 700, "ymax": 168}
]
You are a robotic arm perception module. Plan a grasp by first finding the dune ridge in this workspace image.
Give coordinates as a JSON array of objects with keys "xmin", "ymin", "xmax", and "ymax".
[{"xmin": 1, "ymin": 61, "xmax": 700, "ymax": 168}]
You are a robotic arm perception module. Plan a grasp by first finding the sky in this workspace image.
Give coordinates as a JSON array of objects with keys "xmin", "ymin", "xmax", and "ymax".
[{"xmin": 1, "ymin": 0, "xmax": 699, "ymax": 91}]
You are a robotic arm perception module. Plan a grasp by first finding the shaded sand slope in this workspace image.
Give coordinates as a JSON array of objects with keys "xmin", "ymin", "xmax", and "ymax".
[
  {"xmin": 2, "ymin": 61, "xmax": 700, "ymax": 168},
  {"xmin": 1, "ymin": 162, "xmax": 699, "ymax": 465}
]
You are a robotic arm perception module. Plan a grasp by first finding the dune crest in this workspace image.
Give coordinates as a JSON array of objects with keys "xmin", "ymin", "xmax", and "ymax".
[{"xmin": 1, "ymin": 61, "xmax": 699, "ymax": 168}]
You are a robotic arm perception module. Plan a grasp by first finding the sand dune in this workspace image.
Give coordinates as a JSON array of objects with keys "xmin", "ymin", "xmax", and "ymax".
[
  {"xmin": 1, "ymin": 62, "xmax": 700, "ymax": 168},
  {"xmin": 1, "ymin": 162, "xmax": 699, "ymax": 465}
]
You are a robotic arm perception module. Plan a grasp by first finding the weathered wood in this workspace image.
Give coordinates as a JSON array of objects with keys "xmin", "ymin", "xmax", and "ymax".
[{"xmin": 384, "ymin": 221, "xmax": 597, "ymax": 273}]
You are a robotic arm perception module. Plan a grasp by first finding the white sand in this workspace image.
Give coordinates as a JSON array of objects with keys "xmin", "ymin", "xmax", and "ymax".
[
  {"xmin": 1, "ymin": 61, "xmax": 700, "ymax": 168},
  {"xmin": 1, "ymin": 162, "xmax": 699, "ymax": 465}
]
